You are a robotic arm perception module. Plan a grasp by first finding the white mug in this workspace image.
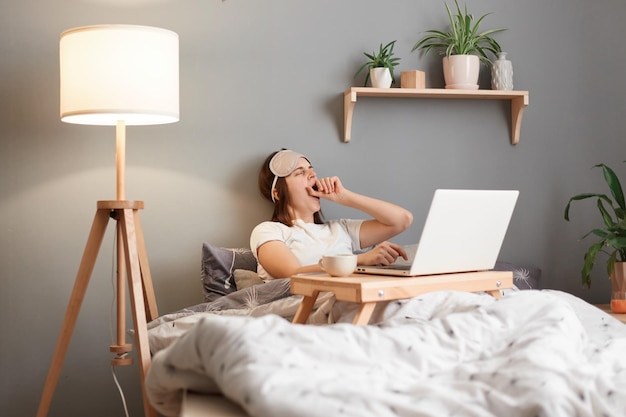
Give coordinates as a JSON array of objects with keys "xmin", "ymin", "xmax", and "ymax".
[{"xmin": 318, "ymin": 254, "xmax": 357, "ymax": 277}]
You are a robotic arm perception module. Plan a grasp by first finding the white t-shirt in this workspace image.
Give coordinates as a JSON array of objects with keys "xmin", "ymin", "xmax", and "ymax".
[{"xmin": 250, "ymin": 218, "xmax": 364, "ymax": 281}]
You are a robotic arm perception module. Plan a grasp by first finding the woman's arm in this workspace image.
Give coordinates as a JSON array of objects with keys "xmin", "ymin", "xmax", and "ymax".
[
  {"xmin": 256, "ymin": 240, "xmax": 322, "ymax": 278},
  {"xmin": 343, "ymin": 191, "xmax": 413, "ymax": 248},
  {"xmin": 310, "ymin": 176, "xmax": 413, "ymax": 248}
]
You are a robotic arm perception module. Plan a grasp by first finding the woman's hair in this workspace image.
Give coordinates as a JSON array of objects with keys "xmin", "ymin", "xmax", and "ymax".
[{"xmin": 258, "ymin": 150, "xmax": 324, "ymax": 226}]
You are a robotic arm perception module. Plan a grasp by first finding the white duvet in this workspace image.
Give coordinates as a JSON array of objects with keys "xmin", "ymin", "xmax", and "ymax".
[{"xmin": 146, "ymin": 290, "xmax": 626, "ymax": 417}]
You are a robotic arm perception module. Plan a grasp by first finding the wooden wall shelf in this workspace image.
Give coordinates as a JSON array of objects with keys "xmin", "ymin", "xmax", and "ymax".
[{"xmin": 343, "ymin": 87, "xmax": 529, "ymax": 145}]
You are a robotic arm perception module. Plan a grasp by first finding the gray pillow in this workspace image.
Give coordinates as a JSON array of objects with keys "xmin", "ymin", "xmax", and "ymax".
[
  {"xmin": 201, "ymin": 243, "xmax": 258, "ymax": 302},
  {"xmin": 492, "ymin": 261, "xmax": 541, "ymax": 290},
  {"xmin": 234, "ymin": 269, "xmax": 265, "ymax": 290}
]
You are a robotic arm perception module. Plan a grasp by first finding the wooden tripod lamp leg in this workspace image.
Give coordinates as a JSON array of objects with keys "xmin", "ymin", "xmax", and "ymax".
[
  {"xmin": 132, "ymin": 209, "xmax": 159, "ymax": 322},
  {"xmin": 36, "ymin": 208, "xmax": 111, "ymax": 417},
  {"xmin": 110, "ymin": 221, "xmax": 133, "ymax": 366},
  {"xmin": 119, "ymin": 207, "xmax": 157, "ymax": 417}
]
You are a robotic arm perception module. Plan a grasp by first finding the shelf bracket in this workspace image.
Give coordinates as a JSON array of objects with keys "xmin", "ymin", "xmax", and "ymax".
[
  {"xmin": 343, "ymin": 89, "xmax": 357, "ymax": 143},
  {"xmin": 510, "ymin": 94, "xmax": 529, "ymax": 145}
]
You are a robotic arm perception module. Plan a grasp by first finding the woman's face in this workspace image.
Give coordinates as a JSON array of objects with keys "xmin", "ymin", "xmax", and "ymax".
[{"xmin": 284, "ymin": 157, "xmax": 320, "ymax": 221}]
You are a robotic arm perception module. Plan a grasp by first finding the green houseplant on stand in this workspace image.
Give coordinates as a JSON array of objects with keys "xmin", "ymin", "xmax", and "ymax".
[
  {"xmin": 354, "ymin": 40, "xmax": 401, "ymax": 88},
  {"xmin": 411, "ymin": 0, "xmax": 505, "ymax": 89},
  {"xmin": 564, "ymin": 163, "xmax": 626, "ymax": 313}
]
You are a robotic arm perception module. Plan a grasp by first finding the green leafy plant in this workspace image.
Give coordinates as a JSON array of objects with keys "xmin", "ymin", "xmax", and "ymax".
[
  {"xmin": 354, "ymin": 40, "xmax": 401, "ymax": 87},
  {"xmin": 411, "ymin": 0, "xmax": 505, "ymax": 65},
  {"xmin": 564, "ymin": 163, "xmax": 626, "ymax": 288}
]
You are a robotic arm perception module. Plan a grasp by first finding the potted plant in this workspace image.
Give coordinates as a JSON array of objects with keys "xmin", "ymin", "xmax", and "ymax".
[
  {"xmin": 411, "ymin": 0, "xmax": 505, "ymax": 89},
  {"xmin": 564, "ymin": 163, "xmax": 626, "ymax": 312},
  {"xmin": 354, "ymin": 40, "xmax": 401, "ymax": 88}
]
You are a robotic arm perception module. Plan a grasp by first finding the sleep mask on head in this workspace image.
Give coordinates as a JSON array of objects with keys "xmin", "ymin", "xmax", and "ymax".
[{"xmin": 269, "ymin": 150, "xmax": 308, "ymax": 203}]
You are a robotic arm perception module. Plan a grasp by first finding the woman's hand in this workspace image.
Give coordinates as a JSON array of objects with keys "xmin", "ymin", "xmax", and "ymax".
[
  {"xmin": 307, "ymin": 176, "xmax": 346, "ymax": 202},
  {"xmin": 357, "ymin": 241, "xmax": 408, "ymax": 266}
]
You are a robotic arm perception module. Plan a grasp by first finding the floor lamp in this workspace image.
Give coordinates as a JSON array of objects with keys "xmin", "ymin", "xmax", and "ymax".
[{"xmin": 36, "ymin": 25, "xmax": 179, "ymax": 417}]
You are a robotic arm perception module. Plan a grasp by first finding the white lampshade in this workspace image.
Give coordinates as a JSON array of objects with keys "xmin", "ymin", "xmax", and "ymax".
[{"xmin": 60, "ymin": 24, "xmax": 179, "ymax": 126}]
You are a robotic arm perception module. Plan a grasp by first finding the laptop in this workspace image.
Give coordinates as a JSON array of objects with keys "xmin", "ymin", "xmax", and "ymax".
[{"xmin": 355, "ymin": 189, "xmax": 519, "ymax": 277}]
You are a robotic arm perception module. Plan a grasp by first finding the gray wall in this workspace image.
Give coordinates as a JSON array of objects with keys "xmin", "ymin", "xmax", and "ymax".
[{"xmin": 2, "ymin": 0, "xmax": 625, "ymax": 416}]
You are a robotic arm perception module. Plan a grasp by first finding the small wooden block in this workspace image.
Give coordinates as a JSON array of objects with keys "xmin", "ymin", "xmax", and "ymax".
[{"xmin": 401, "ymin": 70, "xmax": 425, "ymax": 88}]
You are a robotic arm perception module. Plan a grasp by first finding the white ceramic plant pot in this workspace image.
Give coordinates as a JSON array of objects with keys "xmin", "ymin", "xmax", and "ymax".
[
  {"xmin": 369, "ymin": 67, "xmax": 392, "ymax": 88},
  {"xmin": 443, "ymin": 55, "xmax": 479, "ymax": 89}
]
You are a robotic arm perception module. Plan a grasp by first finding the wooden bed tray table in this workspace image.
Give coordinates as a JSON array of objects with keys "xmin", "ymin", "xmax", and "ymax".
[{"xmin": 290, "ymin": 270, "xmax": 513, "ymax": 325}]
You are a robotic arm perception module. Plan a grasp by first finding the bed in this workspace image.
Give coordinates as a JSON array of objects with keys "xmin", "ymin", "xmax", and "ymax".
[{"xmin": 144, "ymin": 243, "xmax": 626, "ymax": 417}]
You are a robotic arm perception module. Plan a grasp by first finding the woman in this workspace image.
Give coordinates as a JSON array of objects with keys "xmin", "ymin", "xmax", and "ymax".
[{"xmin": 250, "ymin": 149, "xmax": 413, "ymax": 281}]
